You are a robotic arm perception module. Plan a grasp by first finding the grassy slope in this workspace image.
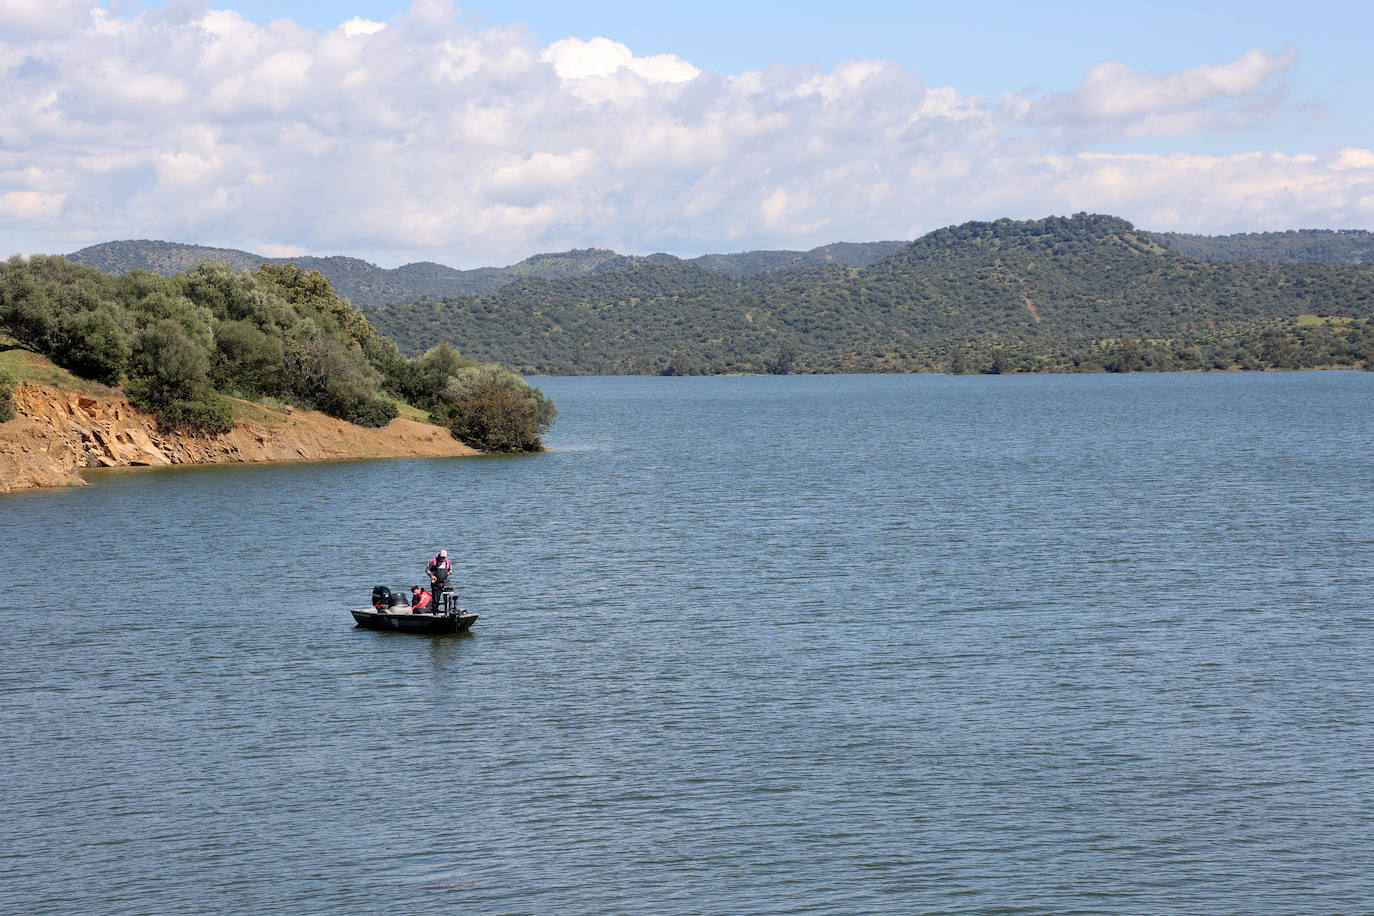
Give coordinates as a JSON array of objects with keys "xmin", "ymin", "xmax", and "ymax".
[
  {"xmin": 1, "ymin": 340, "xmax": 117, "ymax": 396},
  {"xmin": 0, "ymin": 336, "xmax": 439, "ymax": 430}
]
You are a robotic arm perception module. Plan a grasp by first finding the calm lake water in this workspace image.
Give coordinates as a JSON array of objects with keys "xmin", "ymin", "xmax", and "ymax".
[{"xmin": 2, "ymin": 372, "xmax": 1372, "ymax": 914}]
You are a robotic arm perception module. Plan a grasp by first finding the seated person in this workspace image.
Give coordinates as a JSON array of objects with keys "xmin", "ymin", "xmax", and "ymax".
[{"xmin": 410, "ymin": 585, "xmax": 433, "ymax": 612}]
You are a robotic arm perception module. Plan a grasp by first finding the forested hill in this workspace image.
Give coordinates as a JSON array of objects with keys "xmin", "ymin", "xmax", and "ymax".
[
  {"xmin": 65, "ymin": 240, "xmax": 568, "ymax": 304},
  {"xmin": 363, "ymin": 214, "xmax": 1374, "ymax": 376},
  {"xmin": 66, "ymin": 226, "xmax": 1374, "ymax": 311},
  {"xmin": 1153, "ymin": 229, "xmax": 1374, "ymax": 264},
  {"xmin": 66, "ymin": 240, "xmax": 907, "ymax": 307},
  {"xmin": 690, "ymin": 241, "xmax": 907, "ymax": 276}
]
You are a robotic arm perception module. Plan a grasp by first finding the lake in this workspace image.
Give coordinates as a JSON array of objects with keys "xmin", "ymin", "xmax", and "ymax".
[{"xmin": 2, "ymin": 371, "xmax": 1372, "ymax": 914}]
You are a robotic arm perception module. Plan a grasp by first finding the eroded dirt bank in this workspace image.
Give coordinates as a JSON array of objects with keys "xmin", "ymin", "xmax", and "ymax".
[{"xmin": 0, "ymin": 381, "xmax": 477, "ymax": 493}]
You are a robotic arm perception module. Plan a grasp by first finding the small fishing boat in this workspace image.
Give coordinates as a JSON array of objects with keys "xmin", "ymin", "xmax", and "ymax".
[{"xmin": 351, "ymin": 584, "xmax": 478, "ymax": 635}]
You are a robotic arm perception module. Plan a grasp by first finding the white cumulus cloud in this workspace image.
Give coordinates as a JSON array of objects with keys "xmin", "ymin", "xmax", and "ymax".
[
  {"xmin": 1029, "ymin": 47, "xmax": 1298, "ymax": 138},
  {"xmin": 0, "ymin": 2, "xmax": 1368, "ymax": 266},
  {"xmin": 340, "ymin": 17, "xmax": 386, "ymax": 38},
  {"xmin": 542, "ymin": 36, "xmax": 700, "ymax": 83}
]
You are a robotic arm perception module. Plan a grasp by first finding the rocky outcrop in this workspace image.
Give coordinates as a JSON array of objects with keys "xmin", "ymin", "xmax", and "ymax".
[{"xmin": 0, "ymin": 381, "xmax": 477, "ymax": 493}]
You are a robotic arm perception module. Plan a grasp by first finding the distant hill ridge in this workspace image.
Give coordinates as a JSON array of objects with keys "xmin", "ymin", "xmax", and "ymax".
[
  {"xmin": 358, "ymin": 213, "xmax": 1374, "ymax": 375},
  {"xmin": 1153, "ymin": 228, "xmax": 1374, "ymax": 264},
  {"xmin": 48, "ymin": 215, "xmax": 1374, "ymax": 376},
  {"xmin": 66, "ymin": 239, "xmax": 910, "ymax": 307},
  {"xmin": 67, "ymin": 225, "xmax": 1373, "ymax": 309}
]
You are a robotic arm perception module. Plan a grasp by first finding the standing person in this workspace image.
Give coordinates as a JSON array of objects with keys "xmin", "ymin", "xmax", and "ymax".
[
  {"xmin": 426, "ymin": 549, "xmax": 451, "ymax": 587},
  {"xmin": 410, "ymin": 585, "xmax": 433, "ymax": 611}
]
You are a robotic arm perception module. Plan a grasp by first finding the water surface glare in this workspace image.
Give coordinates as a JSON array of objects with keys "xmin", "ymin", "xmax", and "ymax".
[{"xmin": 2, "ymin": 372, "xmax": 1372, "ymax": 914}]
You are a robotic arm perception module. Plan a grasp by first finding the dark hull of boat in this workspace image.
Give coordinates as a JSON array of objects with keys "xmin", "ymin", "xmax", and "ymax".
[{"xmin": 351, "ymin": 608, "xmax": 479, "ymax": 634}]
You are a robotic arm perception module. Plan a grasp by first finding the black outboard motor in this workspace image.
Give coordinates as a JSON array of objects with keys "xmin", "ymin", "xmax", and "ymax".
[
  {"xmin": 372, "ymin": 585, "xmax": 391, "ymax": 609},
  {"xmin": 389, "ymin": 590, "xmax": 409, "ymax": 608}
]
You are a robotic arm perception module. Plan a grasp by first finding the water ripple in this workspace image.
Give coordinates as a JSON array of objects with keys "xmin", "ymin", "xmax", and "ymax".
[{"xmin": 2, "ymin": 372, "xmax": 1372, "ymax": 914}]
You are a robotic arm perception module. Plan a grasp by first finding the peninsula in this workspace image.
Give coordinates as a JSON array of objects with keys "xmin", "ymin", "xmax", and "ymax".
[
  {"xmin": 0, "ymin": 373, "xmax": 475, "ymax": 493},
  {"xmin": 0, "ymin": 257, "xmax": 556, "ymax": 492}
]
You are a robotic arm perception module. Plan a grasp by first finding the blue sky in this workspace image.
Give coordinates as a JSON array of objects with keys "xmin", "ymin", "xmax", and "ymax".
[
  {"xmin": 140, "ymin": 0, "xmax": 1368, "ymax": 148},
  {"xmin": 2, "ymin": 0, "xmax": 1371, "ymax": 266},
  {"xmin": 150, "ymin": 0, "xmax": 1357, "ymax": 87}
]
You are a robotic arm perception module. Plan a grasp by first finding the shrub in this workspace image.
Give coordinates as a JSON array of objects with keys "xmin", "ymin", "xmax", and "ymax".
[
  {"xmin": 145, "ymin": 393, "xmax": 235, "ymax": 434},
  {"xmin": 258, "ymin": 263, "xmax": 375, "ymax": 346},
  {"xmin": 407, "ymin": 342, "xmax": 475, "ymax": 407},
  {"xmin": 177, "ymin": 262, "xmax": 292, "ymax": 331},
  {"xmin": 432, "ymin": 364, "xmax": 557, "ymax": 452},
  {"xmin": 282, "ymin": 330, "xmax": 392, "ymax": 425},
  {"xmin": 333, "ymin": 395, "xmax": 399, "ymax": 428},
  {"xmin": 363, "ymin": 335, "xmax": 419, "ymax": 399},
  {"xmin": 52, "ymin": 305, "xmax": 132, "ymax": 385},
  {"xmin": 126, "ymin": 319, "xmax": 233, "ymax": 434},
  {"xmin": 0, "ymin": 366, "xmax": 15, "ymax": 422},
  {"xmin": 212, "ymin": 318, "xmax": 286, "ymax": 398}
]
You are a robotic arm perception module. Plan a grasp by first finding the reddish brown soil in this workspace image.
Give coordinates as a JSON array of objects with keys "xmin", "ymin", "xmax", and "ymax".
[{"xmin": 0, "ymin": 381, "xmax": 476, "ymax": 493}]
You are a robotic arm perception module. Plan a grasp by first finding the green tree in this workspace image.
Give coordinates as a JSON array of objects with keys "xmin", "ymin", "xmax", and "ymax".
[
  {"xmin": 212, "ymin": 318, "xmax": 286, "ymax": 397},
  {"xmin": 126, "ymin": 319, "xmax": 233, "ymax": 433},
  {"xmin": 662, "ymin": 351, "xmax": 693, "ymax": 376},
  {"xmin": 362, "ymin": 335, "xmax": 415, "ymax": 395},
  {"xmin": 431, "ymin": 364, "xmax": 557, "ymax": 452},
  {"xmin": 0, "ymin": 256, "xmax": 57, "ymax": 350},
  {"xmin": 176, "ymin": 262, "xmax": 292, "ymax": 331},
  {"xmin": 278, "ymin": 328, "xmax": 395, "ymax": 427},
  {"xmin": 52, "ymin": 305, "xmax": 132, "ymax": 385},
  {"xmin": 406, "ymin": 342, "xmax": 475, "ymax": 406},
  {"xmin": 1108, "ymin": 338, "xmax": 1143, "ymax": 372},
  {"xmin": 766, "ymin": 342, "xmax": 799, "ymax": 374},
  {"xmin": 258, "ymin": 263, "xmax": 375, "ymax": 347},
  {"xmin": 1260, "ymin": 331, "xmax": 1300, "ymax": 368},
  {"xmin": 949, "ymin": 347, "xmax": 970, "ymax": 375}
]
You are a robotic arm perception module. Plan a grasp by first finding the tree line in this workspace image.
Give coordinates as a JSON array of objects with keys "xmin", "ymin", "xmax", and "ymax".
[
  {"xmin": 837, "ymin": 317, "xmax": 1374, "ymax": 375},
  {"xmin": 0, "ymin": 257, "xmax": 554, "ymax": 452}
]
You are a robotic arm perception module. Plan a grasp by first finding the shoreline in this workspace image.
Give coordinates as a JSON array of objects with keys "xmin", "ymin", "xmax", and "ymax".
[{"xmin": 0, "ymin": 381, "xmax": 478, "ymax": 494}]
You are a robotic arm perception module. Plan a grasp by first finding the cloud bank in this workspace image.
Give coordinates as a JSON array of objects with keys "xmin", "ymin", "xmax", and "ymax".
[{"xmin": 1, "ymin": 0, "xmax": 1370, "ymax": 265}]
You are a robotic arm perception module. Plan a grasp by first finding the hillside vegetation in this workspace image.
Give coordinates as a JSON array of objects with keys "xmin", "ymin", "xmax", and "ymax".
[
  {"xmin": 53, "ymin": 215, "xmax": 1374, "ymax": 377},
  {"xmin": 0, "ymin": 257, "xmax": 555, "ymax": 452},
  {"xmin": 66, "ymin": 225, "xmax": 1374, "ymax": 313},
  {"xmin": 1153, "ymin": 229, "xmax": 1374, "ymax": 264},
  {"xmin": 363, "ymin": 215, "xmax": 1374, "ymax": 375},
  {"xmin": 67, "ymin": 240, "xmax": 911, "ymax": 307},
  {"xmin": 689, "ymin": 241, "xmax": 907, "ymax": 277}
]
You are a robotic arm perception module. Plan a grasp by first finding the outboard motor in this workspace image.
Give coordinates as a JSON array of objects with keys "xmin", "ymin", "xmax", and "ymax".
[
  {"xmin": 372, "ymin": 585, "xmax": 392, "ymax": 609},
  {"xmin": 389, "ymin": 591, "xmax": 409, "ymax": 608}
]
